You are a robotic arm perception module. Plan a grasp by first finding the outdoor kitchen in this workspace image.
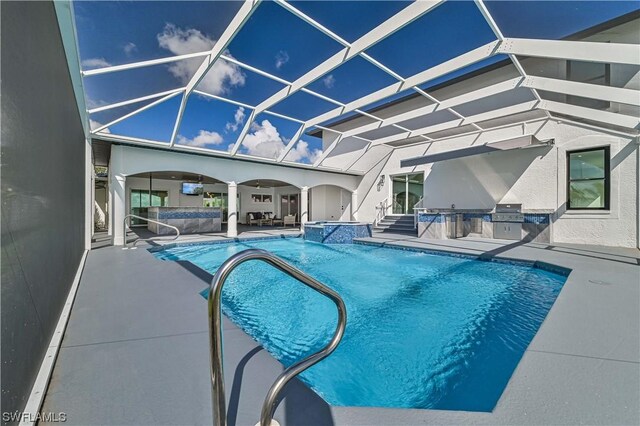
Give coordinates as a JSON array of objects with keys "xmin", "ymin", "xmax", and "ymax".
[{"xmin": 416, "ymin": 204, "xmax": 553, "ymax": 243}]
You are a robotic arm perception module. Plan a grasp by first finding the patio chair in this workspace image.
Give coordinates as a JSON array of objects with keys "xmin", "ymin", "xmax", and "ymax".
[
  {"xmin": 284, "ymin": 214, "xmax": 296, "ymax": 227},
  {"xmin": 246, "ymin": 212, "xmax": 260, "ymax": 226}
]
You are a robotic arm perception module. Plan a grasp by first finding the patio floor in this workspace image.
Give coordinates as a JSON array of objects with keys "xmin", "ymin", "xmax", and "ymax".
[{"xmin": 41, "ymin": 231, "xmax": 639, "ymax": 425}]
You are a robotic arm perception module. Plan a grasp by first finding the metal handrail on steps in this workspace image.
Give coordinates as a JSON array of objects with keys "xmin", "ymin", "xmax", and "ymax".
[
  {"xmin": 208, "ymin": 249, "xmax": 347, "ymax": 426},
  {"xmin": 412, "ymin": 197, "xmax": 425, "ymax": 228},
  {"xmin": 374, "ymin": 198, "xmax": 389, "ymax": 226},
  {"xmin": 122, "ymin": 214, "xmax": 180, "ymax": 249}
]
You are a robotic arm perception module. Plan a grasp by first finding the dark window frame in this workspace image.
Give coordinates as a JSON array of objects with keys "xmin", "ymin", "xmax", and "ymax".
[{"xmin": 566, "ymin": 146, "xmax": 610, "ymax": 211}]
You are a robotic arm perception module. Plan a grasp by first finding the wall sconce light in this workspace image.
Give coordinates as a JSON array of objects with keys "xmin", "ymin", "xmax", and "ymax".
[{"xmin": 377, "ymin": 175, "xmax": 385, "ymax": 191}]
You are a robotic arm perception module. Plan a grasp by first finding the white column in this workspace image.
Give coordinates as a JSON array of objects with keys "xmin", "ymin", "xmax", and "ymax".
[
  {"xmin": 85, "ymin": 137, "xmax": 93, "ymax": 249},
  {"xmin": 107, "ymin": 166, "xmax": 113, "ymax": 236},
  {"xmin": 351, "ymin": 190, "xmax": 358, "ymax": 221},
  {"xmin": 300, "ymin": 186, "xmax": 309, "ymax": 230},
  {"xmin": 227, "ymin": 181, "xmax": 238, "ymax": 237},
  {"xmin": 111, "ymin": 174, "xmax": 126, "ymax": 246}
]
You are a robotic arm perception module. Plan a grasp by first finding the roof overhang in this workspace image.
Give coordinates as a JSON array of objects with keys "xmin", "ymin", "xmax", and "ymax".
[{"xmin": 400, "ymin": 134, "xmax": 554, "ymax": 167}]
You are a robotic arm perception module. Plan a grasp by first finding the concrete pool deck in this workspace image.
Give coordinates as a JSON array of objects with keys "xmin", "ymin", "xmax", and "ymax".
[{"xmin": 41, "ymin": 231, "xmax": 639, "ymax": 425}]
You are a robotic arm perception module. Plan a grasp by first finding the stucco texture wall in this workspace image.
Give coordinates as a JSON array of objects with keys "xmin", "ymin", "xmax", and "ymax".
[{"xmin": 358, "ymin": 119, "xmax": 638, "ymax": 248}]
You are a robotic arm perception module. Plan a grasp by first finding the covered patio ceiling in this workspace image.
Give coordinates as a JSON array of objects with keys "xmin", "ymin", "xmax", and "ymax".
[{"xmin": 69, "ymin": 1, "xmax": 640, "ymax": 174}]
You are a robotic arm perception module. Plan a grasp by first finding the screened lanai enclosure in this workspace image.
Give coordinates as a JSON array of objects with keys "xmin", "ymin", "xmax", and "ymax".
[
  {"xmin": 3, "ymin": 1, "xmax": 640, "ymax": 426},
  {"xmin": 69, "ymin": 0, "xmax": 638, "ymax": 173}
]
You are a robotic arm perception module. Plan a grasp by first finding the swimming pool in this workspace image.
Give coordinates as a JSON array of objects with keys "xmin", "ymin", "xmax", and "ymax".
[{"xmin": 154, "ymin": 237, "xmax": 566, "ymax": 412}]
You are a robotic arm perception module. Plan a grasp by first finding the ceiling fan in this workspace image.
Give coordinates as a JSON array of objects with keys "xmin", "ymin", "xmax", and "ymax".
[{"xmin": 255, "ymin": 180, "xmax": 271, "ymax": 189}]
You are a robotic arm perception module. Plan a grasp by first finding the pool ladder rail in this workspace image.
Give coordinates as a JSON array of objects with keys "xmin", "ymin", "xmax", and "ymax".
[
  {"xmin": 122, "ymin": 214, "xmax": 180, "ymax": 249},
  {"xmin": 209, "ymin": 248, "xmax": 347, "ymax": 426}
]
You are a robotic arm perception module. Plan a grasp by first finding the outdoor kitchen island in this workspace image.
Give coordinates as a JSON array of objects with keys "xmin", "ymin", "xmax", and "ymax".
[
  {"xmin": 147, "ymin": 206, "xmax": 222, "ymax": 234},
  {"xmin": 416, "ymin": 205, "xmax": 554, "ymax": 243}
]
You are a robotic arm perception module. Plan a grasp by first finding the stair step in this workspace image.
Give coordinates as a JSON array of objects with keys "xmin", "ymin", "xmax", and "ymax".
[
  {"xmin": 373, "ymin": 228, "xmax": 417, "ymax": 235},
  {"xmin": 375, "ymin": 223, "xmax": 415, "ymax": 230},
  {"xmin": 378, "ymin": 218, "xmax": 414, "ymax": 223}
]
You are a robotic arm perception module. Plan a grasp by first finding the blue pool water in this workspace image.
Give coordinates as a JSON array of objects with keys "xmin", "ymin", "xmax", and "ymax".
[{"xmin": 154, "ymin": 238, "xmax": 566, "ymax": 411}]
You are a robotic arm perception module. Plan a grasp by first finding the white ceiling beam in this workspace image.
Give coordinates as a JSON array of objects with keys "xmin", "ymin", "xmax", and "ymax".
[
  {"xmin": 498, "ymin": 38, "xmax": 640, "ymax": 65},
  {"xmin": 539, "ymin": 100, "xmax": 640, "ymax": 129},
  {"xmin": 342, "ymin": 141, "xmax": 372, "ymax": 171},
  {"xmin": 252, "ymin": 1, "xmax": 442, "ymax": 116},
  {"xmin": 220, "ymin": 54, "xmax": 291, "ymax": 85},
  {"xmin": 92, "ymin": 132, "xmax": 363, "ymax": 174},
  {"xmin": 313, "ymin": 133, "xmax": 344, "ymax": 167},
  {"xmin": 229, "ymin": 0, "xmax": 441, "ymax": 157},
  {"xmin": 276, "ymin": 0, "xmax": 445, "ymax": 141},
  {"xmin": 339, "ymin": 77, "xmax": 523, "ymax": 138},
  {"xmin": 91, "ymin": 90, "xmax": 184, "ymax": 133},
  {"xmin": 262, "ymin": 109, "xmax": 305, "ymax": 124},
  {"xmin": 277, "ymin": 124, "xmax": 307, "ymax": 162},
  {"xmin": 474, "ymin": 0, "xmax": 550, "ymax": 119},
  {"xmin": 229, "ymin": 110, "xmax": 256, "ymax": 155},
  {"xmin": 170, "ymin": 0, "xmax": 261, "ymax": 147},
  {"xmin": 274, "ymin": 0, "xmax": 350, "ymax": 46},
  {"xmin": 81, "ymin": 51, "xmax": 211, "ymax": 77},
  {"xmin": 553, "ymin": 116, "xmax": 640, "ymax": 138},
  {"xmin": 193, "ymin": 90, "xmax": 255, "ymax": 110},
  {"xmin": 370, "ymin": 100, "xmax": 538, "ymax": 146},
  {"xmin": 523, "ymin": 76, "xmax": 640, "ymax": 107},
  {"xmin": 184, "ymin": 1, "xmax": 260, "ymax": 95},
  {"xmin": 87, "ymin": 88, "xmax": 185, "ymax": 114},
  {"xmin": 305, "ymin": 40, "xmax": 500, "ymax": 128}
]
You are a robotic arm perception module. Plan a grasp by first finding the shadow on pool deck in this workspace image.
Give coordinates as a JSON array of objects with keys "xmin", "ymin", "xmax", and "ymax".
[{"xmin": 41, "ymin": 232, "xmax": 639, "ymax": 425}]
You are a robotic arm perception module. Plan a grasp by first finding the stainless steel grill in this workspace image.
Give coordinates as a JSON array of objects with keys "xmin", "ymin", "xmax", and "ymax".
[{"xmin": 492, "ymin": 203, "xmax": 524, "ymax": 223}]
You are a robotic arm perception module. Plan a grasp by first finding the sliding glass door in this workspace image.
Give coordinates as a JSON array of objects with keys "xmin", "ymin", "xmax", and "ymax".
[
  {"xmin": 280, "ymin": 194, "xmax": 299, "ymax": 218},
  {"xmin": 391, "ymin": 173, "xmax": 424, "ymax": 214}
]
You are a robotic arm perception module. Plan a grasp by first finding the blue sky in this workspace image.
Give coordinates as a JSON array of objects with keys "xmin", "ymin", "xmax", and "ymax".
[{"xmin": 77, "ymin": 0, "xmax": 639, "ymax": 163}]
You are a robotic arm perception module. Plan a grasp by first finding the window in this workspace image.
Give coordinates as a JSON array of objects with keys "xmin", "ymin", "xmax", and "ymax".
[
  {"xmin": 130, "ymin": 189, "xmax": 168, "ymax": 225},
  {"xmin": 251, "ymin": 194, "xmax": 272, "ymax": 203},
  {"xmin": 203, "ymin": 192, "xmax": 240, "ymax": 223},
  {"xmin": 567, "ymin": 146, "xmax": 610, "ymax": 210}
]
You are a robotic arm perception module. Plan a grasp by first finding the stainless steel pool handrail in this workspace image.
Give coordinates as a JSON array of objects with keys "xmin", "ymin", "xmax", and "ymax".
[
  {"xmin": 122, "ymin": 214, "xmax": 180, "ymax": 249},
  {"xmin": 208, "ymin": 249, "xmax": 347, "ymax": 426}
]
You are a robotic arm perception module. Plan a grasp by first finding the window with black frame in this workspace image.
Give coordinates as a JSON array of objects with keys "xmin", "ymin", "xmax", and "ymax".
[{"xmin": 567, "ymin": 146, "xmax": 610, "ymax": 210}]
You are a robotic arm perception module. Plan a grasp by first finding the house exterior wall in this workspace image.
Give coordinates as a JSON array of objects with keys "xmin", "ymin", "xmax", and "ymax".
[
  {"xmin": 1, "ymin": 0, "xmax": 86, "ymax": 418},
  {"xmin": 357, "ymin": 119, "xmax": 638, "ymax": 248},
  {"xmin": 310, "ymin": 185, "xmax": 350, "ymax": 221},
  {"xmin": 110, "ymin": 145, "xmax": 360, "ymax": 243}
]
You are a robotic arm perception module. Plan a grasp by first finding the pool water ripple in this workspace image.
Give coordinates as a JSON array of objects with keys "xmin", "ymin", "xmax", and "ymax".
[{"xmin": 155, "ymin": 238, "xmax": 566, "ymax": 411}]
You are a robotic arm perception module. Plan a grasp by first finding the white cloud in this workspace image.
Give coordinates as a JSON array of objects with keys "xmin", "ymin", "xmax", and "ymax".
[
  {"xmin": 123, "ymin": 42, "xmax": 137, "ymax": 56},
  {"xmin": 81, "ymin": 58, "xmax": 111, "ymax": 69},
  {"xmin": 90, "ymin": 119, "xmax": 110, "ymax": 133},
  {"xmin": 275, "ymin": 50, "xmax": 289, "ymax": 69},
  {"xmin": 86, "ymin": 98, "xmax": 108, "ymax": 109},
  {"xmin": 242, "ymin": 120, "xmax": 321, "ymax": 162},
  {"xmin": 157, "ymin": 24, "xmax": 245, "ymax": 95},
  {"xmin": 285, "ymin": 139, "xmax": 323, "ymax": 163},
  {"xmin": 177, "ymin": 130, "xmax": 223, "ymax": 147},
  {"xmin": 225, "ymin": 106, "xmax": 246, "ymax": 133},
  {"xmin": 322, "ymin": 74, "xmax": 336, "ymax": 89}
]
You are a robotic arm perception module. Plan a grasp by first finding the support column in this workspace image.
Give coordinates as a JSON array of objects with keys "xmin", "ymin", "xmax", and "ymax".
[
  {"xmin": 111, "ymin": 174, "xmax": 126, "ymax": 246},
  {"xmin": 300, "ymin": 186, "xmax": 309, "ymax": 230},
  {"xmin": 227, "ymin": 181, "xmax": 238, "ymax": 238},
  {"xmin": 85, "ymin": 137, "xmax": 93, "ymax": 250},
  {"xmin": 351, "ymin": 190, "xmax": 358, "ymax": 221}
]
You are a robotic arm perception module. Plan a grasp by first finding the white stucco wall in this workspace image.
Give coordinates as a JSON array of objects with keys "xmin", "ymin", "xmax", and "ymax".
[
  {"xmin": 310, "ymin": 185, "xmax": 351, "ymax": 221},
  {"xmin": 111, "ymin": 145, "xmax": 360, "ymax": 190},
  {"xmin": 110, "ymin": 145, "xmax": 361, "ymax": 243},
  {"xmin": 357, "ymin": 120, "xmax": 638, "ymax": 248}
]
